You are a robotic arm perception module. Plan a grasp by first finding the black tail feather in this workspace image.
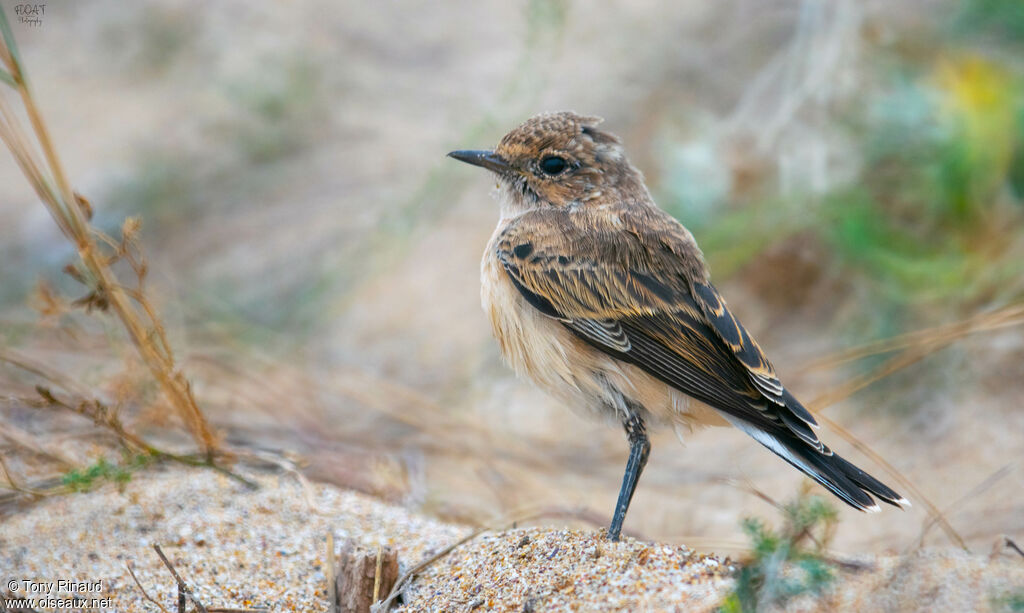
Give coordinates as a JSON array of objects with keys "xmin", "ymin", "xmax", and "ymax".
[
  {"xmin": 732, "ymin": 418, "xmax": 910, "ymax": 511},
  {"xmin": 829, "ymin": 453, "xmax": 908, "ymax": 508}
]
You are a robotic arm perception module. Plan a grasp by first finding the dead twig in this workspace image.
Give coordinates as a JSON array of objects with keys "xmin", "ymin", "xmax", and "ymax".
[
  {"xmin": 333, "ymin": 540, "xmax": 399, "ymax": 613},
  {"xmin": 0, "ymin": 474, "xmax": 67, "ymax": 511},
  {"xmin": 1005, "ymin": 536, "xmax": 1024, "ymax": 560},
  {"xmin": 29, "ymin": 386, "xmax": 258, "ymax": 490},
  {"xmin": 126, "ymin": 562, "xmax": 172, "ymax": 613},
  {"xmin": 722, "ymin": 478, "xmax": 784, "ymax": 511},
  {"xmin": 153, "ymin": 544, "xmax": 209, "ymax": 613}
]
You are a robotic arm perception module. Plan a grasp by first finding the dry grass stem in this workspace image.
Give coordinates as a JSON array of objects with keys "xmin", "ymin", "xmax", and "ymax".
[
  {"xmin": 0, "ymin": 347, "xmax": 93, "ymax": 398},
  {"xmin": 0, "ymin": 6, "xmax": 217, "ymax": 457},
  {"xmin": 805, "ymin": 304, "xmax": 1024, "ymax": 373},
  {"xmin": 0, "ymin": 418, "xmax": 77, "ymax": 468},
  {"xmin": 817, "ymin": 414, "xmax": 967, "ymax": 551},
  {"xmin": 153, "ymin": 544, "xmax": 210, "ymax": 613},
  {"xmin": 16, "ymin": 385, "xmax": 258, "ymax": 491},
  {"xmin": 0, "ymin": 452, "xmax": 40, "ymax": 497},
  {"xmin": 805, "ymin": 304, "xmax": 1024, "ymax": 415},
  {"xmin": 782, "ymin": 306, "xmax": 1024, "ymax": 552},
  {"xmin": 127, "ymin": 562, "xmax": 172, "ymax": 613},
  {"xmin": 915, "ymin": 464, "xmax": 1015, "ymax": 548}
]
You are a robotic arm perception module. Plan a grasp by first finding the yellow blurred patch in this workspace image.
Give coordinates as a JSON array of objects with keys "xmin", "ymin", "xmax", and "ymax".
[{"xmin": 934, "ymin": 55, "xmax": 1017, "ymax": 175}]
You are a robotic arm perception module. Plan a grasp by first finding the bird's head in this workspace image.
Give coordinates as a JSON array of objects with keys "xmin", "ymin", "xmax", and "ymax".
[{"xmin": 449, "ymin": 111, "xmax": 646, "ymax": 211}]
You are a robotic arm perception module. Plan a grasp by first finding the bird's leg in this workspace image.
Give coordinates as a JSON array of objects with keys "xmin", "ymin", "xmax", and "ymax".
[{"xmin": 607, "ymin": 410, "xmax": 650, "ymax": 541}]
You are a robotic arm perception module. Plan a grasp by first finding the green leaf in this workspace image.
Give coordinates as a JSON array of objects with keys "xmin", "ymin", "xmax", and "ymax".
[{"xmin": 0, "ymin": 67, "xmax": 14, "ymax": 87}]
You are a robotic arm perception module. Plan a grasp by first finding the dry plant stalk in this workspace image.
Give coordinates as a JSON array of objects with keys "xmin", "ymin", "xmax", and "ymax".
[
  {"xmin": 25, "ymin": 384, "xmax": 256, "ymax": 489},
  {"xmin": 0, "ymin": 8, "xmax": 217, "ymax": 457},
  {"xmin": 793, "ymin": 303, "xmax": 1024, "ymax": 552},
  {"xmin": 804, "ymin": 303, "xmax": 1024, "ymax": 410},
  {"xmin": 333, "ymin": 540, "xmax": 399, "ymax": 613}
]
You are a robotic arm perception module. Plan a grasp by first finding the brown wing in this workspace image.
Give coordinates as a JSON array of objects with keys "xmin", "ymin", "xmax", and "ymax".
[{"xmin": 495, "ymin": 204, "xmax": 821, "ymax": 448}]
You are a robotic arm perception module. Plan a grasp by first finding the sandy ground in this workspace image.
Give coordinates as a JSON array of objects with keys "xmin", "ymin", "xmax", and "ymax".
[
  {"xmin": 1, "ymin": 467, "xmax": 464, "ymax": 612},
  {"xmin": 2, "ymin": 467, "xmax": 1022, "ymax": 612}
]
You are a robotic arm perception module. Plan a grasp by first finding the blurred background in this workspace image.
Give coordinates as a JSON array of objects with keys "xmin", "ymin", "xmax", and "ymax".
[{"xmin": 1, "ymin": 0, "xmax": 1023, "ymax": 554}]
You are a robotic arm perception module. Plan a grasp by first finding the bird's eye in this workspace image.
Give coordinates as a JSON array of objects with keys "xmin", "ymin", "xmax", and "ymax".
[{"xmin": 539, "ymin": 156, "xmax": 567, "ymax": 175}]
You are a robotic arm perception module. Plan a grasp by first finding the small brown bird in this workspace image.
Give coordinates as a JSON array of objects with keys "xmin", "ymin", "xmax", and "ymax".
[{"xmin": 449, "ymin": 111, "xmax": 908, "ymax": 541}]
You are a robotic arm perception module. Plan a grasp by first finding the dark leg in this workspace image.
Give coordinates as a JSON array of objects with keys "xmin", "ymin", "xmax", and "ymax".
[{"xmin": 607, "ymin": 411, "xmax": 650, "ymax": 541}]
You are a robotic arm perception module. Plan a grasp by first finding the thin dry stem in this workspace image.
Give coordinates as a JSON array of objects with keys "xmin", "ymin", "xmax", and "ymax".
[
  {"xmin": 0, "ymin": 419, "xmax": 77, "ymax": 468},
  {"xmin": 0, "ymin": 452, "xmax": 41, "ymax": 496},
  {"xmin": 0, "ymin": 346, "xmax": 93, "ymax": 398},
  {"xmin": 915, "ymin": 464, "xmax": 1015, "ymax": 549},
  {"xmin": 790, "ymin": 306, "xmax": 1024, "ymax": 551},
  {"xmin": 127, "ymin": 562, "xmax": 172, "ymax": 613},
  {"xmin": 0, "ymin": 7, "xmax": 217, "ymax": 456},
  {"xmin": 817, "ymin": 413, "xmax": 967, "ymax": 551},
  {"xmin": 25, "ymin": 385, "xmax": 257, "ymax": 490},
  {"xmin": 804, "ymin": 304, "xmax": 1024, "ymax": 414},
  {"xmin": 804, "ymin": 304, "xmax": 1024, "ymax": 373},
  {"xmin": 153, "ymin": 544, "xmax": 210, "ymax": 613}
]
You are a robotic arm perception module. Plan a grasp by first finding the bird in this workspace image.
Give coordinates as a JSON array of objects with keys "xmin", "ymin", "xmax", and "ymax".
[{"xmin": 448, "ymin": 111, "xmax": 909, "ymax": 541}]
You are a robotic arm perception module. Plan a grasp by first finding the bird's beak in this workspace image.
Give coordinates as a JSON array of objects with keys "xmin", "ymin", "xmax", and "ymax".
[{"xmin": 447, "ymin": 149, "xmax": 511, "ymax": 173}]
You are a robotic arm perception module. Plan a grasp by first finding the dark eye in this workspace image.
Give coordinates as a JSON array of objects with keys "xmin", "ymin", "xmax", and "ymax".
[{"xmin": 539, "ymin": 156, "xmax": 567, "ymax": 175}]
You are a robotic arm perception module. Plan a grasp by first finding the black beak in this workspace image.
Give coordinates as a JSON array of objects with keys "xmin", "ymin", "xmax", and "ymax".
[{"xmin": 447, "ymin": 149, "xmax": 511, "ymax": 173}]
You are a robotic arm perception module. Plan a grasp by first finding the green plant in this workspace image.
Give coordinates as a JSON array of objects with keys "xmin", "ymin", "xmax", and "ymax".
[
  {"xmin": 61, "ymin": 452, "xmax": 156, "ymax": 493},
  {"xmin": 991, "ymin": 587, "xmax": 1024, "ymax": 613},
  {"xmin": 952, "ymin": 0, "xmax": 1024, "ymax": 49},
  {"xmin": 718, "ymin": 492, "xmax": 839, "ymax": 613}
]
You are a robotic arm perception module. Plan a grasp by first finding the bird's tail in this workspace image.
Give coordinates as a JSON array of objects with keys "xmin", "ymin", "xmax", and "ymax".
[{"xmin": 726, "ymin": 417, "xmax": 910, "ymax": 512}]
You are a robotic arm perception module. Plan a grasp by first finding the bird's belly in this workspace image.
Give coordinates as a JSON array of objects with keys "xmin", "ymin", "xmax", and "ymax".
[
  {"xmin": 480, "ymin": 253, "xmax": 725, "ymax": 430},
  {"xmin": 480, "ymin": 254, "xmax": 587, "ymax": 407}
]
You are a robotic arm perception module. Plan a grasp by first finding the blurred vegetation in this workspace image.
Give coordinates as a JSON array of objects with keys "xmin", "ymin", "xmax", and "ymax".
[
  {"xmin": 991, "ymin": 587, "xmax": 1024, "ymax": 613},
  {"xmin": 665, "ymin": 0, "xmax": 1024, "ymax": 338},
  {"xmin": 105, "ymin": 4, "xmax": 197, "ymax": 77},
  {"xmin": 719, "ymin": 491, "xmax": 840, "ymax": 613},
  {"xmin": 219, "ymin": 55, "xmax": 327, "ymax": 166},
  {"xmin": 61, "ymin": 452, "xmax": 156, "ymax": 493}
]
